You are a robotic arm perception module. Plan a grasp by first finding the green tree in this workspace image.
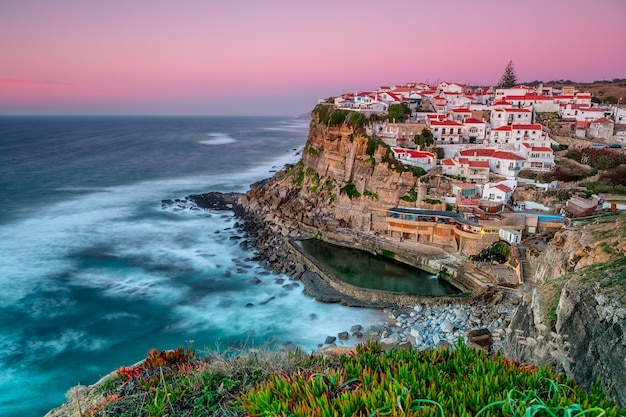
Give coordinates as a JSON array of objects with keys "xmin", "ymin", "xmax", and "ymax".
[
  {"xmin": 387, "ymin": 102, "xmax": 411, "ymax": 122},
  {"xmin": 413, "ymin": 127, "xmax": 434, "ymax": 148},
  {"xmin": 498, "ymin": 60, "xmax": 517, "ymax": 88}
]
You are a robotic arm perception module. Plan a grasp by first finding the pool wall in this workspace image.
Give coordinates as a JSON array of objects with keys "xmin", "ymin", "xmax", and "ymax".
[{"xmin": 287, "ymin": 236, "xmax": 485, "ymax": 308}]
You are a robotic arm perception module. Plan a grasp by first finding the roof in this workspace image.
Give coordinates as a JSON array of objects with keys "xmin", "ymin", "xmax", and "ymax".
[
  {"xmin": 451, "ymin": 108, "xmax": 471, "ymax": 112},
  {"xmin": 459, "ymin": 148, "xmax": 525, "ymax": 161},
  {"xmin": 387, "ymin": 208, "xmax": 480, "ymax": 226},
  {"xmin": 511, "ymin": 123, "xmax": 542, "ymax": 130},
  {"xmin": 494, "ymin": 184, "xmax": 513, "ymax": 193},
  {"xmin": 454, "ymin": 183, "xmax": 478, "ymax": 189},
  {"xmin": 469, "ymin": 160, "xmax": 490, "ymax": 168},
  {"xmin": 506, "ymin": 108, "xmax": 532, "ymax": 113},
  {"xmin": 531, "ymin": 147, "xmax": 553, "ymax": 152},
  {"xmin": 464, "ymin": 118, "xmax": 484, "ymax": 124},
  {"xmin": 493, "ymin": 125, "xmax": 512, "ymax": 131},
  {"xmin": 392, "ymin": 148, "xmax": 435, "ymax": 159},
  {"xmin": 441, "ymin": 158, "xmax": 456, "ymax": 166},
  {"xmin": 430, "ymin": 120, "xmax": 463, "ymax": 126}
]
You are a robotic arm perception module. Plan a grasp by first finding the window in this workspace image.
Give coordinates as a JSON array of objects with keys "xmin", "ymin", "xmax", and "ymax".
[
  {"xmin": 469, "ymin": 127, "xmax": 478, "ymax": 134},
  {"xmin": 518, "ymin": 114, "xmax": 521, "ymax": 118},
  {"xmin": 457, "ymin": 128, "xmax": 461, "ymax": 134}
]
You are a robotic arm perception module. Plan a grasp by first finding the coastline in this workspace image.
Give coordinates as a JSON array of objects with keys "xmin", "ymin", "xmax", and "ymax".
[{"xmin": 167, "ymin": 187, "xmax": 521, "ymax": 352}]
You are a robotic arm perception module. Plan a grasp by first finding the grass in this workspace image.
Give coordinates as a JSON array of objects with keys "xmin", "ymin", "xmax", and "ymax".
[{"xmin": 80, "ymin": 341, "xmax": 623, "ymax": 417}]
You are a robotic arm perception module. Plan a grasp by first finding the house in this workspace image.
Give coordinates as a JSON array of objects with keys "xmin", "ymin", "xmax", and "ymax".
[
  {"xmin": 391, "ymin": 148, "xmax": 436, "ymax": 171},
  {"xmin": 612, "ymin": 106, "xmax": 626, "ymax": 125},
  {"xmin": 452, "ymin": 183, "xmax": 480, "ymax": 199},
  {"xmin": 450, "ymin": 108, "xmax": 472, "ymax": 122},
  {"xmin": 519, "ymin": 143, "xmax": 554, "ymax": 171},
  {"xmin": 463, "ymin": 118, "xmax": 487, "ymax": 143},
  {"xmin": 442, "ymin": 157, "xmax": 491, "ymax": 183},
  {"xmin": 588, "ymin": 118, "xmax": 614, "ymax": 140},
  {"xmin": 429, "ymin": 120, "xmax": 464, "ymax": 144},
  {"xmin": 459, "ymin": 148, "xmax": 526, "ymax": 178},
  {"xmin": 482, "ymin": 180, "xmax": 517, "ymax": 204},
  {"xmin": 561, "ymin": 105, "xmax": 607, "ymax": 122},
  {"xmin": 564, "ymin": 196, "xmax": 598, "ymax": 218}
]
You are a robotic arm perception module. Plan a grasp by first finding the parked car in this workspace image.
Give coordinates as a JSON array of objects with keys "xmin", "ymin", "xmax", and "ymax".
[
  {"xmin": 589, "ymin": 143, "xmax": 604, "ymax": 149},
  {"xmin": 608, "ymin": 143, "xmax": 622, "ymax": 148}
]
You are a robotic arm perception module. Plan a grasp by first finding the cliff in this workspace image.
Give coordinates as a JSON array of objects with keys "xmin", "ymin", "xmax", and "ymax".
[{"xmin": 509, "ymin": 213, "xmax": 626, "ymax": 406}]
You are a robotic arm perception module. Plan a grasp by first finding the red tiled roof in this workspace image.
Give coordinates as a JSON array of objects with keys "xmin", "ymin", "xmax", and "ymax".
[
  {"xmin": 392, "ymin": 148, "xmax": 435, "ymax": 159},
  {"xmin": 494, "ymin": 184, "xmax": 512, "ymax": 193},
  {"xmin": 454, "ymin": 183, "xmax": 478, "ymax": 189},
  {"xmin": 493, "ymin": 125, "xmax": 512, "ymax": 131},
  {"xmin": 469, "ymin": 160, "xmax": 490, "ymax": 168},
  {"xmin": 459, "ymin": 148, "xmax": 525, "ymax": 161},
  {"xmin": 452, "ymin": 108, "xmax": 471, "ymax": 112},
  {"xmin": 442, "ymin": 158, "xmax": 456, "ymax": 166},
  {"xmin": 506, "ymin": 108, "xmax": 531, "ymax": 113},
  {"xmin": 464, "ymin": 118, "xmax": 484, "ymax": 124},
  {"xmin": 511, "ymin": 123, "xmax": 542, "ymax": 130},
  {"xmin": 431, "ymin": 120, "xmax": 463, "ymax": 126},
  {"xmin": 531, "ymin": 147, "xmax": 553, "ymax": 152}
]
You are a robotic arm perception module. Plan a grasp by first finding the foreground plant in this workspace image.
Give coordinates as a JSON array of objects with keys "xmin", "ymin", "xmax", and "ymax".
[{"xmin": 240, "ymin": 341, "xmax": 622, "ymax": 417}]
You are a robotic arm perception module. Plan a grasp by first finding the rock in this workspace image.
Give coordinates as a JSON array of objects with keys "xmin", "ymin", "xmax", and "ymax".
[
  {"xmin": 259, "ymin": 296, "xmax": 275, "ymax": 305},
  {"xmin": 245, "ymin": 303, "xmax": 254, "ymax": 308},
  {"xmin": 338, "ymin": 331, "xmax": 349, "ymax": 340},
  {"xmin": 350, "ymin": 325, "xmax": 363, "ymax": 332},
  {"xmin": 352, "ymin": 331, "xmax": 363, "ymax": 339},
  {"xmin": 324, "ymin": 336, "xmax": 337, "ymax": 345},
  {"xmin": 441, "ymin": 319, "xmax": 454, "ymax": 334},
  {"xmin": 467, "ymin": 329, "xmax": 492, "ymax": 349},
  {"xmin": 249, "ymin": 277, "xmax": 261, "ymax": 284}
]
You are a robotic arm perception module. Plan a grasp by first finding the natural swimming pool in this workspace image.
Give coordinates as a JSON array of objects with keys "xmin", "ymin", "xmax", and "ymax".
[{"xmin": 299, "ymin": 239, "xmax": 461, "ymax": 296}]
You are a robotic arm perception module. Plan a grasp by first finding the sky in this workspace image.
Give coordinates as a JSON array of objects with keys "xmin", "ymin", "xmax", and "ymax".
[{"xmin": 1, "ymin": 0, "xmax": 625, "ymax": 116}]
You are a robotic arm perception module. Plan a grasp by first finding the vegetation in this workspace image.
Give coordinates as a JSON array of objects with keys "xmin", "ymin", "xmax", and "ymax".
[
  {"xmin": 242, "ymin": 341, "xmax": 621, "ymax": 417},
  {"xmin": 565, "ymin": 148, "xmax": 626, "ymax": 171},
  {"xmin": 497, "ymin": 60, "xmax": 517, "ymax": 88},
  {"xmin": 422, "ymin": 198, "xmax": 442, "ymax": 205},
  {"xmin": 306, "ymin": 145, "xmax": 319, "ymax": 157},
  {"xmin": 413, "ymin": 127, "xmax": 434, "ymax": 148},
  {"xmin": 363, "ymin": 189, "xmax": 379, "ymax": 200},
  {"xmin": 340, "ymin": 182, "xmax": 361, "ymax": 199},
  {"xmin": 70, "ymin": 336, "xmax": 625, "ymax": 417},
  {"xmin": 401, "ymin": 187, "xmax": 418, "ymax": 202},
  {"xmin": 287, "ymin": 160, "xmax": 306, "ymax": 187},
  {"xmin": 387, "ymin": 102, "xmax": 411, "ymax": 123},
  {"xmin": 312, "ymin": 104, "xmax": 367, "ymax": 129},
  {"xmin": 366, "ymin": 137, "xmax": 380, "ymax": 156}
]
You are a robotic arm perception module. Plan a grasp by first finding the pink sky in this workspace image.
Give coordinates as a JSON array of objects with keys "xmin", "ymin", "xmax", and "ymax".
[{"xmin": 1, "ymin": 0, "xmax": 625, "ymax": 116}]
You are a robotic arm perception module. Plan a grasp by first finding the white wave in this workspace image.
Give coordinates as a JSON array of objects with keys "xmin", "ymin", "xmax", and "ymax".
[{"xmin": 198, "ymin": 133, "xmax": 237, "ymax": 145}]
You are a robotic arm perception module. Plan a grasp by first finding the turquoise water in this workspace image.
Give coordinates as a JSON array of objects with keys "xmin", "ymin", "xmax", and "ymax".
[
  {"xmin": 0, "ymin": 116, "xmax": 383, "ymax": 417},
  {"xmin": 300, "ymin": 240, "xmax": 460, "ymax": 295}
]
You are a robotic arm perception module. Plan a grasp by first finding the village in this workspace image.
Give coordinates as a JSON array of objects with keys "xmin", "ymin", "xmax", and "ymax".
[{"xmin": 318, "ymin": 80, "xmax": 626, "ymax": 254}]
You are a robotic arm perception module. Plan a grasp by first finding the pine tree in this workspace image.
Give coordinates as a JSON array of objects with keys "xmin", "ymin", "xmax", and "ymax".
[{"xmin": 498, "ymin": 60, "xmax": 517, "ymax": 88}]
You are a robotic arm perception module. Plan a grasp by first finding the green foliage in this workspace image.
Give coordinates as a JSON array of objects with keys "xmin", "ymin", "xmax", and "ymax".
[
  {"xmin": 306, "ymin": 145, "xmax": 319, "ymax": 157},
  {"xmin": 363, "ymin": 189, "xmax": 379, "ymax": 200},
  {"xmin": 340, "ymin": 182, "xmax": 361, "ymax": 199},
  {"xmin": 413, "ymin": 127, "xmax": 435, "ymax": 148},
  {"xmin": 517, "ymin": 169, "xmax": 538, "ymax": 180},
  {"xmin": 380, "ymin": 249, "xmax": 395, "ymax": 259},
  {"xmin": 286, "ymin": 161, "xmax": 305, "ymax": 187},
  {"xmin": 387, "ymin": 102, "xmax": 411, "ymax": 122},
  {"xmin": 366, "ymin": 137, "xmax": 380, "ymax": 156},
  {"xmin": 434, "ymin": 147, "xmax": 445, "ymax": 160},
  {"xmin": 565, "ymin": 148, "xmax": 626, "ymax": 170},
  {"xmin": 240, "ymin": 341, "xmax": 622, "ymax": 417},
  {"xmin": 498, "ymin": 60, "xmax": 517, "ymax": 88},
  {"xmin": 312, "ymin": 104, "xmax": 367, "ymax": 129},
  {"xmin": 423, "ymin": 198, "xmax": 442, "ymax": 205},
  {"xmin": 552, "ymin": 143, "xmax": 569, "ymax": 152},
  {"xmin": 401, "ymin": 187, "xmax": 418, "ymax": 202}
]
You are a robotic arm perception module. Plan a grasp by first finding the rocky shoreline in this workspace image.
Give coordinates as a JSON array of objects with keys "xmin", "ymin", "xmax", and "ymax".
[{"xmin": 164, "ymin": 190, "xmax": 521, "ymax": 352}]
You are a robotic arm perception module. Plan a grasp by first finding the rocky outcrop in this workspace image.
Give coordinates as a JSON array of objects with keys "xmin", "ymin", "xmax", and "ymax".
[{"xmin": 509, "ymin": 214, "xmax": 626, "ymax": 406}]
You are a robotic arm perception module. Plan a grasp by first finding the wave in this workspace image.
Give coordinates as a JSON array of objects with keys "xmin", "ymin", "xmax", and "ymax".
[{"xmin": 198, "ymin": 133, "xmax": 237, "ymax": 145}]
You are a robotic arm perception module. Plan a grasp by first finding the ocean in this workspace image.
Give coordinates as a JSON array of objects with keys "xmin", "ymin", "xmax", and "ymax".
[{"xmin": 0, "ymin": 116, "xmax": 383, "ymax": 417}]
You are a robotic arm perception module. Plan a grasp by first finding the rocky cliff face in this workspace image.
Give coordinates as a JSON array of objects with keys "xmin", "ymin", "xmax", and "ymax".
[{"xmin": 510, "ymin": 214, "xmax": 626, "ymax": 406}]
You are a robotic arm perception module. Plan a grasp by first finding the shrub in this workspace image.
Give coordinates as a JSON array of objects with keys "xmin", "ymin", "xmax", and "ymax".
[{"xmin": 340, "ymin": 182, "xmax": 361, "ymax": 199}]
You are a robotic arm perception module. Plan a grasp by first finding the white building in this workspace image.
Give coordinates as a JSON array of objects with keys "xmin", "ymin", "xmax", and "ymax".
[
  {"xmin": 429, "ymin": 120, "xmax": 464, "ymax": 144},
  {"xmin": 391, "ymin": 148, "xmax": 436, "ymax": 171},
  {"xmin": 463, "ymin": 118, "xmax": 487, "ymax": 143}
]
